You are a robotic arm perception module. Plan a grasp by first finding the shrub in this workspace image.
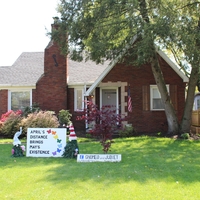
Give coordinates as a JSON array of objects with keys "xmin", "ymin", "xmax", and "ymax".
[
  {"xmin": 119, "ymin": 124, "xmax": 136, "ymax": 138},
  {"xmin": 181, "ymin": 133, "xmax": 190, "ymax": 139},
  {"xmin": 77, "ymin": 101, "xmax": 125, "ymax": 153},
  {"xmin": 0, "ymin": 110, "xmax": 23, "ymax": 138},
  {"xmin": 23, "ymin": 103, "xmax": 40, "ymax": 117},
  {"xmin": 20, "ymin": 111, "xmax": 59, "ymax": 132},
  {"xmin": 58, "ymin": 109, "xmax": 72, "ymax": 126}
]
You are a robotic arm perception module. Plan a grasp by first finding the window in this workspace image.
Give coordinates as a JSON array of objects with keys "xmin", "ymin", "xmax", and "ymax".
[
  {"xmin": 194, "ymin": 95, "xmax": 200, "ymax": 110},
  {"xmin": 150, "ymin": 85, "xmax": 169, "ymax": 110},
  {"xmin": 74, "ymin": 88, "xmax": 84, "ymax": 111},
  {"xmin": 9, "ymin": 90, "xmax": 31, "ymax": 111}
]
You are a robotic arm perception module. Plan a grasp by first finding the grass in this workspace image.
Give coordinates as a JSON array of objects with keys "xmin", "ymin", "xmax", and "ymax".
[{"xmin": 0, "ymin": 136, "xmax": 200, "ymax": 200}]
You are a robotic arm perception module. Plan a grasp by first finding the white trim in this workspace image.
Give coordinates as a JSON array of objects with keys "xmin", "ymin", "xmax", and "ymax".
[
  {"xmin": 85, "ymin": 37, "xmax": 188, "ymax": 96},
  {"xmin": 156, "ymin": 49, "xmax": 188, "ymax": 82},
  {"xmin": 85, "ymin": 36, "xmax": 138, "ymax": 96},
  {"xmin": 8, "ymin": 89, "xmax": 32, "ymax": 111},
  {"xmin": 150, "ymin": 85, "xmax": 169, "ymax": 111},
  {"xmin": 74, "ymin": 87, "xmax": 84, "ymax": 111},
  {"xmin": 0, "ymin": 85, "xmax": 36, "ymax": 90}
]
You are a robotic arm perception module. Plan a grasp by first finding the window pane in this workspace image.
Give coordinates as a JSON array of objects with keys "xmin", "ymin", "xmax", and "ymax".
[
  {"xmin": 11, "ymin": 91, "xmax": 30, "ymax": 111},
  {"xmin": 152, "ymin": 88, "xmax": 160, "ymax": 98},
  {"xmin": 197, "ymin": 99, "xmax": 200, "ymax": 109},
  {"xmin": 76, "ymin": 90, "xmax": 83, "ymax": 110},
  {"xmin": 153, "ymin": 98, "xmax": 164, "ymax": 109}
]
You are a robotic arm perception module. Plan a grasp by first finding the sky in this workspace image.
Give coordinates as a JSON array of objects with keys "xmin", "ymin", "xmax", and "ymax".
[{"xmin": 0, "ymin": 0, "xmax": 60, "ymax": 66}]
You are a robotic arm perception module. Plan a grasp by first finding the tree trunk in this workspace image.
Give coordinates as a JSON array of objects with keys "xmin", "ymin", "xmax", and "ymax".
[
  {"xmin": 138, "ymin": 0, "xmax": 180, "ymax": 134},
  {"xmin": 150, "ymin": 52, "xmax": 180, "ymax": 134},
  {"xmin": 180, "ymin": 66, "xmax": 198, "ymax": 133}
]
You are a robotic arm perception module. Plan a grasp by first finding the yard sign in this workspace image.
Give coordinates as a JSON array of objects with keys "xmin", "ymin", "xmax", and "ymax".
[
  {"xmin": 77, "ymin": 154, "xmax": 122, "ymax": 162},
  {"xmin": 26, "ymin": 128, "xmax": 66, "ymax": 157}
]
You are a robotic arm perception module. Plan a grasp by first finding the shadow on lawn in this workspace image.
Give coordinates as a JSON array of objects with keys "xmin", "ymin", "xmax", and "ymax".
[
  {"xmin": 43, "ymin": 137, "xmax": 200, "ymax": 187},
  {"xmin": 1, "ymin": 137, "xmax": 200, "ymax": 187}
]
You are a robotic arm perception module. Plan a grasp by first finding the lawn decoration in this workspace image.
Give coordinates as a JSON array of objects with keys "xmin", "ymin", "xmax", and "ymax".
[
  {"xmin": 62, "ymin": 124, "xmax": 79, "ymax": 158},
  {"xmin": 12, "ymin": 127, "xmax": 25, "ymax": 157}
]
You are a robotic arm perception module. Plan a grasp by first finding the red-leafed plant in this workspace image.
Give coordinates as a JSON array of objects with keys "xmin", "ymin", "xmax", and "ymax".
[
  {"xmin": 77, "ymin": 101, "xmax": 126, "ymax": 153},
  {"xmin": 0, "ymin": 110, "xmax": 23, "ymax": 138}
]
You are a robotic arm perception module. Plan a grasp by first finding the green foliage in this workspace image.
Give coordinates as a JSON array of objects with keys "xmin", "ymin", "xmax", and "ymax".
[
  {"xmin": 0, "ymin": 111, "xmax": 22, "ymax": 138},
  {"xmin": 55, "ymin": 0, "xmax": 200, "ymax": 134},
  {"xmin": 157, "ymin": 132, "xmax": 162, "ymax": 136},
  {"xmin": 58, "ymin": 109, "xmax": 72, "ymax": 126},
  {"xmin": 11, "ymin": 144, "xmax": 25, "ymax": 157},
  {"xmin": 62, "ymin": 140, "xmax": 79, "ymax": 158},
  {"xmin": 22, "ymin": 103, "xmax": 40, "ymax": 117},
  {"xmin": 181, "ymin": 133, "xmax": 190, "ymax": 139},
  {"xmin": 20, "ymin": 111, "xmax": 59, "ymax": 132},
  {"xmin": 118, "ymin": 124, "xmax": 136, "ymax": 138}
]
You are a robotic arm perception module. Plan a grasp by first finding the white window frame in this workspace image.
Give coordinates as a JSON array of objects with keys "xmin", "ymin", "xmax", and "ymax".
[
  {"xmin": 150, "ymin": 85, "xmax": 169, "ymax": 111},
  {"xmin": 74, "ymin": 88, "xmax": 84, "ymax": 111},
  {"xmin": 8, "ymin": 89, "xmax": 32, "ymax": 111}
]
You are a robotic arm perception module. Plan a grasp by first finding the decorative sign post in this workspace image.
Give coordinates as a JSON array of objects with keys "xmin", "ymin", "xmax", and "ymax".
[
  {"xmin": 77, "ymin": 154, "xmax": 122, "ymax": 162},
  {"xmin": 26, "ymin": 128, "xmax": 66, "ymax": 157}
]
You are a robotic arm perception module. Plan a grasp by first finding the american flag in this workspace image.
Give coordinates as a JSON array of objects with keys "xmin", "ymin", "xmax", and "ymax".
[{"xmin": 128, "ymin": 85, "xmax": 132, "ymax": 112}]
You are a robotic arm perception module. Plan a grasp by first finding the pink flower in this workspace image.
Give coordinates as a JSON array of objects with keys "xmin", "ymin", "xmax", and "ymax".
[
  {"xmin": 12, "ymin": 149, "xmax": 15, "ymax": 154},
  {"xmin": 21, "ymin": 145, "xmax": 25, "ymax": 152}
]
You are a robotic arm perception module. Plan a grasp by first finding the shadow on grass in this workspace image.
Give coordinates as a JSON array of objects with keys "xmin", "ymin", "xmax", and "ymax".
[{"xmin": 1, "ymin": 137, "xmax": 200, "ymax": 187}]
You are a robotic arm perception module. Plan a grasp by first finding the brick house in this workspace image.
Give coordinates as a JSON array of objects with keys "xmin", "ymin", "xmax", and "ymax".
[{"xmin": 0, "ymin": 27, "xmax": 188, "ymax": 134}]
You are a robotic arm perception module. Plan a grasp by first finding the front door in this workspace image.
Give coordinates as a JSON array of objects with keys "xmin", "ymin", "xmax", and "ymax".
[{"xmin": 101, "ymin": 89, "xmax": 118, "ymax": 113}]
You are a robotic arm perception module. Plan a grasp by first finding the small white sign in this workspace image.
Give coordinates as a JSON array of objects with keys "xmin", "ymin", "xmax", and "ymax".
[
  {"xmin": 77, "ymin": 154, "xmax": 121, "ymax": 162},
  {"xmin": 26, "ymin": 128, "xmax": 66, "ymax": 157}
]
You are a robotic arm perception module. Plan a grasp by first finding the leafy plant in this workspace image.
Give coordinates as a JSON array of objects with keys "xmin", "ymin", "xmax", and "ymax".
[
  {"xmin": 0, "ymin": 110, "xmax": 23, "ymax": 138},
  {"xmin": 181, "ymin": 133, "xmax": 190, "ymax": 139},
  {"xmin": 62, "ymin": 140, "xmax": 79, "ymax": 158},
  {"xmin": 22, "ymin": 103, "xmax": 40, "ymax": 117},
  {"xmin": 77, "ymin": 101, "xmax": 125, "ymax": 153},
  {"xmin": 12, "ymin": 144, "xmax": 25, "ymax": 157},
  {"xmin": 20, "ymin": 111, "xmax": 59, "ymax": 132},
  {"xmin": 58, "ymin": 109, "xmax": 72, "ymax": 126},
  {"xmin": 118, "ymin": 124, "xmax": 136, "ymax": 138}
]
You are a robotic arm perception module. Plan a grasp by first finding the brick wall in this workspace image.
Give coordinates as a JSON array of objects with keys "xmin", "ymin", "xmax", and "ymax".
[
  {"xmin": 0, "ymin": 90, "xmax": 8, "ymax": 117},
  {"xmin": 35, "ymin": 42, "xmax": 67, "ymax": 114},
  {"xmin": 101, "ymin": 55, "xmax": 186, "ymax": 134}
]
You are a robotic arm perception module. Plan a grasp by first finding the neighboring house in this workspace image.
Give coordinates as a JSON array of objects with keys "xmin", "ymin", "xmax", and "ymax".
[
  {"xmin": 194, "ymin": 93, "xmax": 200, "ymax": 110},
  {"xmin": 0, "ymin": 24, "xmax": 188, "ymax": 134}
]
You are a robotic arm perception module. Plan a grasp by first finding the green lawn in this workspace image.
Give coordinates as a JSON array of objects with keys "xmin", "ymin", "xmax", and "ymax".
[{"xmin": 0, "ymin": 137, "xmax": 200, "ymax": 200}]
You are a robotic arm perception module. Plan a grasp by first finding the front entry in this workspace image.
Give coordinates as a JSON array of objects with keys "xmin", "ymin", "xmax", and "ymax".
[{"xmin": 101, "ymin": 89, "xmax": 118, "ymax": 113}]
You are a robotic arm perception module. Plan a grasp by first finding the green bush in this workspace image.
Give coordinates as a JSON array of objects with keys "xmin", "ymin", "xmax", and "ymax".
[
  {"xmin": 119, "ymin": 124, "xmax": 136, "ymax": 138},
  {"xmin": 58, "ymin": 109, "xmax": 72, "ymax": 126},
  {"xmin": 23, "ymin": 103, "xmax": 40, "ymax": 117},
  {"xmin": 20, "ymin": 111, "xmax": 59, "ymax": 132},
  {"xmin": 181, "ymin": 133, "xmax": 190, "ymax": 139}
]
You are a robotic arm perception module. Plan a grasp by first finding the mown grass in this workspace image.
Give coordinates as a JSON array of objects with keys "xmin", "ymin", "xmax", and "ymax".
[{"xmin": 0, "ymin": 137, "xmax": 200, "ymax": 200}]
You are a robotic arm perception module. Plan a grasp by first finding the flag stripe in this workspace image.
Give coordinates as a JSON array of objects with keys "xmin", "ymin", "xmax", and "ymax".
[{"xmin": 128, "ymin": 86, "xmax": 132, "ymax": 112}]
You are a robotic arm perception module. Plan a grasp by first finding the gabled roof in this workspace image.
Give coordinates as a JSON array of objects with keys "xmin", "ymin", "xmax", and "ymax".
[
  {"xmin": 0, "ymin": 52, "xmax": 44, "ymax": 87},
  {"xmin": 0, "ymin": 52, "xmax": 108, "ymax": 88},
  {"xmin": 68, "ymin": 59, "xmax": 109, "ymax": 86},
  {"xmin": 85, "ymin": 48, "xmax": 189, "ymax": 96},
  {"xmin": 0, "ymin": 45, "xmax": 188, "ymax": 91}
]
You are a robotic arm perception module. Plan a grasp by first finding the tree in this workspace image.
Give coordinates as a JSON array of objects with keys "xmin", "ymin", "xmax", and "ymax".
[
  {"xmin": 54, "ymin": 0, "xmax": 199, "ymax": 134},
  {"xmin": 153, "ymin": 0, "xmax": 200, "ymax": 133}
]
